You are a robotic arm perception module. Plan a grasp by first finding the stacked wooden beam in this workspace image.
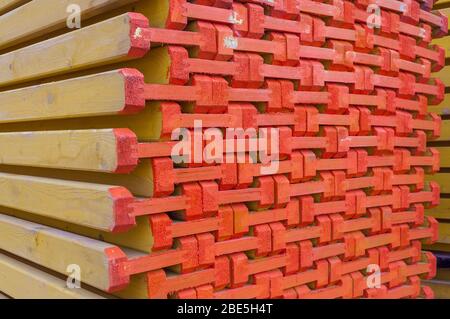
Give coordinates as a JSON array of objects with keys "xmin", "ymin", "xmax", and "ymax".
[
  {"xmin": 423, "ymin": 0, "xmax": 450, "ymax": 299},
  {"xmin": 0, "ymin": 0, "xmax": 446, "ymax": 298}
]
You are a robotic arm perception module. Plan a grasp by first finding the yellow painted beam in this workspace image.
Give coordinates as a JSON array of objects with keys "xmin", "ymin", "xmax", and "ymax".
[
  {"xmin": 424, "ymin": 243, "xmax": 450, "ymax": 251},
  {"xmin": 0, "ymin": 102, "xmax": 165, "ymax": 142},
  {"xmin": 0, "ymin": 129, "xmax": 134, "ymax": 172},
  {"xmin": 437, "ymin": 222, "xmax": 450, "ymax": 244},
  {"xmin": 0, "ymin": 0, "xmax": 28, "ymax": 15},
  {"xmin": 0, "ymin": 0, "xmax": 138, "ymax": 51},
  {"xmin": 1, "ymin": 205, "xmax": 154, "ymax": 253},
  {"xmin": 434, "ymin": 0, "xmax": 450, "ymax": 9},
  {"xmin": 0, "ymin": 213, "xmax": 125, "ymax": 292},
  {"xmin": 0, "ymin": 159, "xmax": 154, "ymax": 197},
  {"xmin": 426, "ymin": 173, "xmax": 450, "ymax": 193},
  {"xmin": 0, "ymin": 13, "xmax": 147, "ymax": 88},
  {"xmin": 435, "ymin": 268, "xmax": 450, "ymax": 281},
  {"xmin": 433, "ymin": 65, "xmax": 450, "ymax": 87},
  {"xmin": 433, "ymin": 147, "xmax": 450, "ymax": 167},
  {"xmin": 435, "ymin": 120, "xmax": 450, "ymax": 141},
  {"xmin": 422, "ymin": 280, "xmax": 450, "ymax": 299},
  {"xmin": 426, "ymin": 198, "xmax": 450, "ymax": 219},
  {"xmin": 0, "ymin": 253, "xmax": 105, "ymax": 299},
  {"xmin": 0, "ymin": 69, "xmax": 145, "ymax": 123},
  {"xmin": 429, "ymin": 93, "xmax": 450, "ymax": 115},
  {"xmin": 0, "ymin": 172, "xmax": 135, "ymax": 232}
]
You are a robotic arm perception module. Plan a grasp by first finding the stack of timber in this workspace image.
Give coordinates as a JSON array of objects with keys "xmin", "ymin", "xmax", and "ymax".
[
  {"xmin": 424, "ymin": 0, "xmax": 450, "ymax": 300},
  {"xmin": 0, "ymin": 0, "xmax": 446, "ymax": 299}
]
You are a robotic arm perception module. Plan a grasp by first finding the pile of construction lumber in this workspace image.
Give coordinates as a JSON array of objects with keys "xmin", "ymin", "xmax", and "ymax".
[
  {"xmin": 0, "ymin": 0, "xmax": 446, "ymax": 299},
  {"xmin": 424, "ymin": 0, "xmax": 450, "ymax": 299}
]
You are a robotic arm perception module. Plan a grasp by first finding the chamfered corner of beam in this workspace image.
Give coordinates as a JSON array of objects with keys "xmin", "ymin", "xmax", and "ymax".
[
  {"xmin": 113, "ymin": 128, "xmax": 139, "ymax": 174},
  {"xmin": 109, "ymin": 186, "xmax": 136, "ymax": 233},
  {"xmin": 127, "ymin": 12, "xmax": 151, "ymax": 58},
  {"xmin": 119, "ymin": 68, "xmax": 146, "ymax": 114},
  {"xmin": 104, "ymin": 246, "xmax": 129, "ymax": 293}
]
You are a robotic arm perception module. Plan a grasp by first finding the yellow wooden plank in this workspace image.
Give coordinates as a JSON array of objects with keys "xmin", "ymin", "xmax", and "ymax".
[
  {"xmin": 421, "ymin": 280, "xmax": 450, "ymax": 299},
  {"xmin": 434, "ymin": 0, "xmax": 450, "ymax": 8},
  {"xmin": 0, "ymin": 13, "xmax": 144, "ymax": 88},
  {"xmin": 426, "ymin": 173, "xmax": 450, "ymax": 192},
  {"xmin": 0, "ymin": 213, "xmax": 121, "ymax": 291},
  {"xmin": 424, "ymin": 243, "xmax": 450, "ymax": 251},
  {"xmin": 429, "ymin": 93, "xmax": 450, "ymax": 115},
  {"xmin": 426, "ymin": 198, "xmax": 450, "ymax": 219},
  {"xmin": 0, "ymin": 205, "xmax": 153, "ymax": 254},
  {"xmin": 433, "ymin": 147, "xmax": 450, "ymax": 167},
  {"xmin": 0, "ymin": 129, "xmax": 123, "ymax": 172},
  {"xmin": 0, "ymin": 159, "xmax": 154, "ymax": 197},
  {"xmin": 0, "ymin": 0, "xmax": 138, "ymax": 51},
  {"xmin": 433, "ymin": 65, "xmax": 450, "ymax": 87},
  {"xmin": 0, "ymin": 69, "xmax": 141, "ymax": 123},
  {"xmin": 437, "ymin": 222, "xmax": 450, "ymax": 244},
  {"xmin": 0, "ymin": 0, "xmax": 28, "ymax": 15},
  {"xmin": 435, "ymin": 120, "xmax": 450, "ymax": 141},
  {"xmin": 435, "ymin": 268, "xmax": 450, "ymax": 281},
  {"xmin": 0, "ymin": 100, "xmax": 166, "ymax": 141},
  {"xmin": 432, "ymin": 37, "xmax": 450, "ymax": 59},
  {"xmin": 0, "ymin": 253, "xmax": 105, "ymax": 299},
  {"xmin": 0, "ymin": 172, "xmax": 132, "ymax": 232}
]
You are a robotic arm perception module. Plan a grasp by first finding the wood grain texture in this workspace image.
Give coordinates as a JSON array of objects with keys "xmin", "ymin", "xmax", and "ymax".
[
  {"xmin": 0, "ymin": 101, "xmax": 164, "ymax": 140},
  {"xmin": 0, "ymin": 13, "xmax": 148, "ymax": 88},
  {"xmin": 0, "ymin": 159, "xmax": 154, "ymax": 197},
  {"xmin": 0, "ymin": 172, "xmax": 134, "ymax": 232},
  {"xmin": 0, "ymin": 252, "xmax": 105, "ymax": 299},
  {"xmin": 0, "ymin": 69, "xmax": 145, "ymax": 123},
  {"xmin": 0, "ymin": 213, "xmax": 122, "ymax": 291},
  {"xmin": 1, "ymin": 205, "xmax": 154, "ymax": 254},
  {"xmin": 426, "ymin": 198, "xmax": 450, "ymax": 219},
  {"xmin": 0, "ymin": 129, "xmax": 123, "ymax": 172},
  {"xmin": 0, "ymin": 0, "xmax": 138, "ymax": 50}
]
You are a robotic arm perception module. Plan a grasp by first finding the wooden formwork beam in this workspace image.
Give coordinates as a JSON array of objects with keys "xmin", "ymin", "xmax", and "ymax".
[
  {"xmin": 0, "ymin": 12, "xmax": 148, "ymax": 88},
  {"xmin": 0, "ymin": 253, "xmax": 105, "ymax": 299},
  {"xmin": 0, "ymin": 69, "xmax": 145, "ymax": 124},
  {"xmin": 0, "ymin": 172, "xmax": 136, "ymax": 232},
  {"xmin": 0, "ymin": 128, "xmax": 138, "ymax": 173},
  {"xmin": 438, "ymin": 222, "xmax": 450, "ymax": 244},
  {"xmin": 434, "ymin": 65, "xmax": 450, "ymax": 87},
  {"xmin": 435, "ymin": 120, "xmax": 450, "ymax": 141},
  {"xmin": 422, "ymin": 280, "xmax": 450, "ymax": 299},
  {"xmin": 434, "ymin": 147, "xmax": 450, "ymax": 167},
  {"xmin": 429, "ymin": 93, "xmax": 450, "ymax": 115},
  {"xmin": 0, "ymin": 0, "xmax": 138, "ymax": 51},
  {"xmin": 1, "ymin": 205, "xmax": 155, "ymax": 254},
  {"xmin": 426, "ymin": 198, "xmax": 450, "ymax": 219},
  {"xmin": 0, "ymin": 213, "xmax": 128, "ymax": 292},
  {"xmin": 0, "ymin": 159, "xmax": 154, "ymax": 197},
  {"xmin": 0, "ymin": 205, "xmax": 154, "ymax": 253},
  {"xmin": 426, "ymin": 173, "xmax": 450, "ymax": 193}
]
